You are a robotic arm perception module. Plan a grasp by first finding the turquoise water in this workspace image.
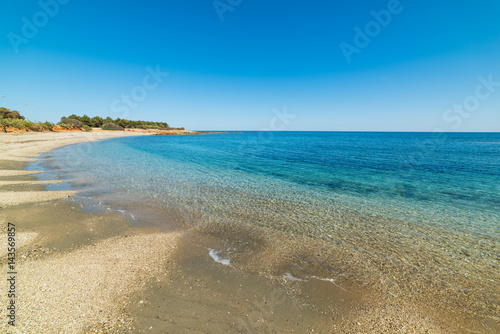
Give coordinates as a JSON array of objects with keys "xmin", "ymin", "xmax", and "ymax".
[
  {"xmin": 46, "ymin": 132, "xmax": 499, "ymax": 320},
  {"xmin": 51, "ymin": 132, "xmax": 499, "ymax": 234}
]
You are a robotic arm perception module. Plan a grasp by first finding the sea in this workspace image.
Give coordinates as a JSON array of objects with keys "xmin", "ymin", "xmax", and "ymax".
[{"xmin": 33, "ymin": 131, "xmax": 500, "ymax": 331}]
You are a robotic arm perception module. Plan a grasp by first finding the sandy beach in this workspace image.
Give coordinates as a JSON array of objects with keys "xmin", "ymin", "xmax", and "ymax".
[{"xmin": 0, "ymin": 131, "xmax": 182, "ymax": 333}]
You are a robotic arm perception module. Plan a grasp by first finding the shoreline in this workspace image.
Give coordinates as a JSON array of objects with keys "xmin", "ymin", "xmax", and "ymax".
[
  {"xmin": 0, "ymin": 131, "xmax": 497, "ymax": 333},
  {"xmin": 0, "ymin": 131, "xmax": 183, "ymax": 333}
]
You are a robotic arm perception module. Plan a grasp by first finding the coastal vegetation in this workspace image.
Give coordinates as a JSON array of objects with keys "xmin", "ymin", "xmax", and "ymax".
[
  {"xmin": 102, "ymin": 122, "xmax": 124, "ymax": 131},
  {"xmin": 0, "ymin": 108, "xmax": 184, "ymax": 132},
  {"xmin": 1, "ymin": 107, "xmax": 56, "ymax": 132},
  {"xmin": 0, "ymin": 107, "xmax": 25, "ymax": 120},
  {"xmin": 61, "ymin": 114, "xmax": 184, "ymax": 130}
]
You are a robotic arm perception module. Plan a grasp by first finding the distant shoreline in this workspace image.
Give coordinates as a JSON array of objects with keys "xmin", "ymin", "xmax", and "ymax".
[
  {"xmin": 1, "ymin": 126, "xmax": 196, "ymax": 134},
  {"xmin": 1, "ymin": 126, "xmax": 231, "ymax": 136}
]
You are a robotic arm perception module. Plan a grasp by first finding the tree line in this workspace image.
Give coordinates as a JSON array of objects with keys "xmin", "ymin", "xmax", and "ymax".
[
  {"xmin": 61, "ymin": 114, "xmax": 182, "ymax": 130},
  {"xmin": 1, "ymin": 107, "xmax": 183, "ymax": 131}
]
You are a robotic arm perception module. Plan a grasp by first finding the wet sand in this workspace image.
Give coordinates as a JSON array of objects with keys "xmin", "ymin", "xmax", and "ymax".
[
  {"xmin": 0, "ymin": 132, "xmax": 182, "ymax": 333},
  {"xmin": 0, "ymin": 132, "xmax": 497, "ymax": 333}
]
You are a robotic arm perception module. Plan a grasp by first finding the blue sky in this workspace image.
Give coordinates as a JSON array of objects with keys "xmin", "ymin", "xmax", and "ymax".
[{"xmin": 1, "ymin": 0, "xmax": 499, "ymax": 131}]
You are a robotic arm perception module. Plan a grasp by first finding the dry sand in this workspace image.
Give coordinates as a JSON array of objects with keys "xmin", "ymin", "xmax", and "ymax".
[
  {"xmin": 0, "ymin": 170, "xmax": 43, "ymax": 177},
  {"xmin": 0, "ymin": 180, "xmax": 61, "ymax": 186},
  {"xmin": 0, "ymin": 131, "xmax": 182, "ymax": 333},
  {"xmin": 0, "ymin": 131, "xmax": 150, "ymax": 162},
  {"xmin": 0, "ymin": 191, "xmax": 76, "ymax": 207},
  {"xmin": 2, "ymin": 233, "xmax": 180, "ymax": 333}
]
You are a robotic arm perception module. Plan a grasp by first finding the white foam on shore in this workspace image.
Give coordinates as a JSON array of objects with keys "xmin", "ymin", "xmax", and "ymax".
[
  {"xmin": 283, "ymin": 273, "xmax": 306, "ymax": 281},
  {"xmin": 279, "ymin": 274, "xmax": 345, "ymax": 290},
  {"xmin": 117, "ymin": 209, "xmax": 137, "ymax": 220},
  {"xmin": 208, "ymin": 249, "xmax": 231, "ymax": 266},
  {"xmin": 310, "ymin": 276, "xmax": 335, "ymax": 284},
  {"xmin": 105, "ymin": 207, "xmax": 138, "ymax": 220},
  {"xmin": 309, "ymin": 276, "xmax": 345, "ymax": 290}
]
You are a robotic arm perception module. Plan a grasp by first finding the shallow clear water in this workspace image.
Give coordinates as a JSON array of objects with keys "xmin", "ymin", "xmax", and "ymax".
[
  {"xmin": 45, "ymin": 132, "xmax": 500, "ymax": 325},
  {"xmin": 50, "ymin": 132, "xmax": 499, "ymax": 234}
]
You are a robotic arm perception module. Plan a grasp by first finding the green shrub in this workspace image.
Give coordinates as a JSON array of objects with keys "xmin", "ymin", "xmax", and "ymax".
[
  {"xmin": 60, "ymin": 118, "xmax": 83, "ymax": 127},
  {"xmin": 0, "ymin": 108, "xmax": 25, "ymax": 120},
  {"xmin": 58, "ymin": 123, "xmax": 73, "ymax": 129},
  {"xmin": 41, "ymin": 122, "xmax": 54, "ymax": 131},
  {"xmin": 102, "ymin": 122, "xmax": 124, "ymax": 131},
  {"xmin": 29, "ymin": 123, "xmax": 43, "ymax": 132},
  {"xmin": 0, "ymin": 118, "xmax": 29, "ymax": 129},
  {"xmin": 0, "ymin": 118, "xmax": 52, "ymax": 131},
  {"xmin": 81, "ymin": 125, "xmax": 92, "ymax": 131}
]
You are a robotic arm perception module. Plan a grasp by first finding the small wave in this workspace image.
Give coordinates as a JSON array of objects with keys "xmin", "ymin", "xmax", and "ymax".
[
  {"xmin": 310, "ymin": 276, "xmax": 335, "ymax": 284},
  {"xmin": 208, "ymin": 249, "xmax": 231, "ymax": 266},
  {"xmin": 282, "ymin": 273, "xmax": 306, "ymax": 281},
  {"xmin": 105, "ymin": 208, "xmax": 138, "ymax": 220},
  {"xmin": 309, "ymin": 276, "xmax": 345, "ymax": 290},
  {"xmin": 280, "ymin": 274, "xmax": 344, "ymax": 289},
  {"xmin": 116, "ymin": 209, "xmax": 137, "ymax": 220}
]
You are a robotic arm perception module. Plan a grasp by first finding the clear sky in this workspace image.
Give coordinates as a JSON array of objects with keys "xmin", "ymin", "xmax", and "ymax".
[{"xmin": 1, "ymin": 0, "xmax": 499, "ymax": 131}]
